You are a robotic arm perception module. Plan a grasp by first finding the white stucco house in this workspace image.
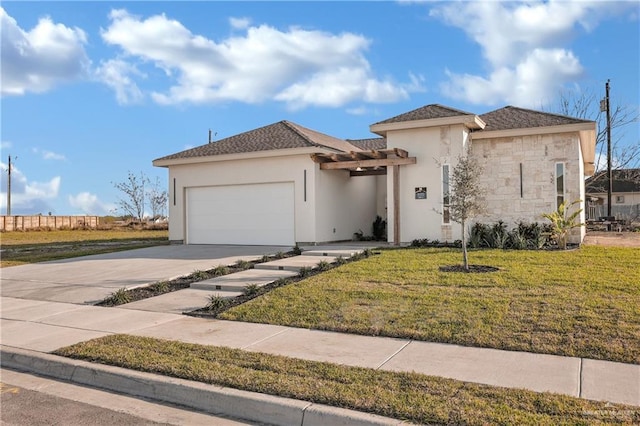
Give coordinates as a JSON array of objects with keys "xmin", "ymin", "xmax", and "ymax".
[{"xmin": 153, "ymin": 104, "xmax": 596, "ymax": 246}]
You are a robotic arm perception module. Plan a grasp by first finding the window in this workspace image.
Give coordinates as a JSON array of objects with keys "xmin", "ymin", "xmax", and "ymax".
[
  {"xmin": 616, "ymin": 195, "xmax": 625, "ymax": 204},
  {"xmin": 442, "ymin": 164, "xmax": 450, "ymax": 223},
  {"xmin": 555, "ymin": 163, "xmax": 565, "ymax": 209}
]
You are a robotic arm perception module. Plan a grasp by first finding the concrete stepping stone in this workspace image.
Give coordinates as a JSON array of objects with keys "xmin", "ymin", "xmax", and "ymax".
[
  {"xmin": 191, "ymin": 269, "xmax": 298, "ymax": 292},
  {"xmin": 121, "ymin": 289, "xmax": 243, "ymax": 314},
  {"xmin": 254, "ymin": 255, "xmax": 337, "ymax": 272},
  {"xmin": 303, "ymin": 249, "xmax": 361, "ymax": 258}
]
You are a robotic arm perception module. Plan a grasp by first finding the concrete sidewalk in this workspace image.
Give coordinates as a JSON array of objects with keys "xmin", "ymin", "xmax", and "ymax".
[
  {"xmin": 1, "ymin": 242, "xmax": 638, "ymax": 424},
  {"xmin": 1, "ymin": 296, "xmax": 638, "ymax": 408}
]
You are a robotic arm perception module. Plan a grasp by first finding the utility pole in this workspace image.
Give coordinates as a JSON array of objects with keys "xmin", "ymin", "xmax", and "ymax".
[
  {"xmin": 6, "ymin": 155, "xmax": 12, "ymax": 216},
  {"xmin": 600, "ymin": 80, "xmax": 613, "ymax": 221},
  {"xmin": 605, "ymin": 80, "xmax": 612, "ymax": 219}
]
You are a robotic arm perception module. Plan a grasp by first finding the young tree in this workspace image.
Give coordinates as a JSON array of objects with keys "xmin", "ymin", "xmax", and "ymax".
[
  {"xmin": 147, "ymin": 176, "xmax": 168, "ymax": 220},
  {"xmin": 448, "ymin": 153, "xmax": 486, "ymax": 271},
  {"xmin": 113, "ymin": 171, "xmax": 148, "ymax": 222}
]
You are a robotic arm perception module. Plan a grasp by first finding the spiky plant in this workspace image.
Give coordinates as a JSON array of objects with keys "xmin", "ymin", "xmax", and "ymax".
[{"xmin": 542, "ymin": 200, "xmax": 584, "ymax": 250}]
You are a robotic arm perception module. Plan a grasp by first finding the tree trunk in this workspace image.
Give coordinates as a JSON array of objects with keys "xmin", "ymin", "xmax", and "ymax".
[{"xmin": 462, "ymin": 220, "xmax": 469, "ymax": 271}]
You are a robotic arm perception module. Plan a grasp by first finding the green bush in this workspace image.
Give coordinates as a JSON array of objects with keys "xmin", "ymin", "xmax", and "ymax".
[
  {"xmin": 372, "ymin": 215, "xmax": 387, "ymax": 241},
  {"xmin": 206, "ymin": 294, "xmax": 227, "ymax": 311}
]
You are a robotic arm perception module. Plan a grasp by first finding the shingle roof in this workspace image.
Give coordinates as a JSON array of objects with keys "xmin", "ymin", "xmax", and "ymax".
[
  {"xmin": 372, "ymin": 104, "xmax": 476, "ymax": 126},
  {"xmin": 479, "ymin": 106, "xmax": 593, "ymax": 132},
  {"xmin": 346, "ymin": 138, "xmax": 387, "ymax": 150},
  {"xmin": 586, "ymin": 169, "xmax": 640, "ymax": 193},
  {"xmin": 154, "ymin": 120, "xmax": 359, "ymax": 162}
]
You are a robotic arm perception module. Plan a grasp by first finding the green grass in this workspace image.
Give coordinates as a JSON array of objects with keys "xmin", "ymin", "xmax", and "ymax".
[
  {"xmin": 55, "ymin": 335, "xmax": 639, "ymax": 425},
  {"xmin": 220, "ymin": 247, "xmax": 640, "ymax": 364},
  {"xmin": 0, "ymin": 229, "xmax": 169, "ymax": 267}
]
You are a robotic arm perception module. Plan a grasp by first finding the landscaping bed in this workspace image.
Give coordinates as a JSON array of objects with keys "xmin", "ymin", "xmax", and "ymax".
[
  {"xmin": 220, "ymin": 246, "xmax": 640, "ymax": 364},
  {"xmin": 55, "ymin": 335, "xmax": 639, "ymax": 425}
]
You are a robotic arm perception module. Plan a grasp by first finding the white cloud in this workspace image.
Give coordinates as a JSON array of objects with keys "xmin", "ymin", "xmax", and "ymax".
[
  {"xmin": 229, "ymin": 17, "xmax": 251, "ymax": 30},
  {"xmin": 68, "ymin": 192, "xmax": 115, "ymax": 215},
  {"xmin": 100, "ymin": 9, "xmax": 422, "ymax": 109},
  {"xmin": 1, "ymin": 141, "xmax": 12, "ymax": 149},
  {"xmin": 95, "ymin": 58, "xmax": 145, "ymax": 105},
  {"xmin": 0, "ymin": 161, "xmax": 60, "ymax": 214},
  {"xmin": 0, "ymin": 7, "xmax": 90, "ymax": 96},
  {"xmin": 430, "ymin": 1, "xmax": 634, "ymax": 107},
  {"xmin": 441, "ymin": 48, "xmax": 583, "ymax": 106},
  {"xmin": 32, "ymin": 147, "xmax": 67, "ymax": 161}
]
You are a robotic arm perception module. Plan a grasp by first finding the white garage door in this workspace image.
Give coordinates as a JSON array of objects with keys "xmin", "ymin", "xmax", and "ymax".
[{"xmin": 186, "ymin": 182, "xmax": 295, "ymax": 245}]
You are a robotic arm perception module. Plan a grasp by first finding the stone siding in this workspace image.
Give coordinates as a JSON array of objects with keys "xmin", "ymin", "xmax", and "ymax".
[{"xmin": 471, "ymin": 132, "xmax": 584, "ymax": 241}]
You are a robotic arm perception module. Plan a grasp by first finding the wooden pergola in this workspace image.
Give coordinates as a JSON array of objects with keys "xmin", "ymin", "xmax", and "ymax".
[
  {"xmin": 311, "ymin": 148, "xmax": 417, "ymax": 245},
  {"xmin": 310, "ymin": 148, "xmax": 416, "ymax": 176}
]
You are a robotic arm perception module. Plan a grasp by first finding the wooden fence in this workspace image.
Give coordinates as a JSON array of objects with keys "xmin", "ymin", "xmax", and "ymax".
[{"xmin": 0, "ymin": 215, "xmax": 100, "ymax": 231}]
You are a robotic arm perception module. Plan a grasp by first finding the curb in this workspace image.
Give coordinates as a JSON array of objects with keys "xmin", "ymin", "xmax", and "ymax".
[{"xmin": 0, "ymin": 345, "xmax": 409, "ymax": 426}]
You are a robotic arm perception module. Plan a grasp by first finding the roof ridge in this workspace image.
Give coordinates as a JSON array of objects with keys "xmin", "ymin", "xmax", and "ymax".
[
  {"xmin": 487, "ymin": 105, "xmax": 593, "ymax": 123},
  {"xmin": 280, "ymin": 120, "xmax": 317, "ymax": 148}
]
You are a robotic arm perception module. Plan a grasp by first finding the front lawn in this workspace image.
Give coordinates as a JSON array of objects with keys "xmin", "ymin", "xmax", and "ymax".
[
  {"xmin": 55, "ymin": 335, "xmax": 638, "ymax": 425},
  {"xmin": 221, "ymin": 246, "xmax": 640, "ymax": 364}
]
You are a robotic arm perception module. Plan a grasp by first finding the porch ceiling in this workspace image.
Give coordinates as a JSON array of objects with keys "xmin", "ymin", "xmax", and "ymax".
[{"xmin": 311, "ymin": 148, "xmax": 416, "ymax": 176}]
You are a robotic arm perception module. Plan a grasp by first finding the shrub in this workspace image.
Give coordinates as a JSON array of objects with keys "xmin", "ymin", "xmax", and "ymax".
[
  {"xmin": 234, "ymin": 259, "xmax": 251, "ymax": 270},
  {"xmin": 299, "ymin": 266, "xmax": 312, "ymax": 277},
  {"xmin": 469, "ymin": 223, "xmax": 490, "ymax": 248},
  {"xmin": 211, "ymin": 265, "xmax": 229, "ymax": 276},
  {"xmin": 151, "ymin": 281, "xmax": 169, "ymax": 293},
  {"xmin": 243, "ymin": 283, "xmax": 260, "ymax": 297},
  {"xmin": 316, "ymin": 260, "xmax": 331, "ymax": 271},
  {"xmin": 334, "ymin": 256, "xmax": 347, "ymax": 266},
  {"xmin": 206, "ymin": 294, "xmax": 227, "ymax": 311},
  {"xmin": 191, "ymin": 270, "xmax": 210, "ymax": 280},
  {"xmin": 292, "ymin": 244, "xmax": 303, "ymax": 255},
  {"xmin": 508, "ymin": 227, "xmax": 528, "ymax": 250},
  {"xmin": 542, "ymin": 200, "xmax": 584, "ymax": 250},
  {"xmin": 372, "ymin": 215, "xmax": 387, "ymax": 241},
  {"xmin": 105, "ymin": 287, "xmax": 131, "ymax": 305}
]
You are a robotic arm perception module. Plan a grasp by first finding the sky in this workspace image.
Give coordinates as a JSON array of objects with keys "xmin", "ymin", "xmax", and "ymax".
[{"xmin": 1, "ymin": 1, "xmax": 639, "ymax": 216}]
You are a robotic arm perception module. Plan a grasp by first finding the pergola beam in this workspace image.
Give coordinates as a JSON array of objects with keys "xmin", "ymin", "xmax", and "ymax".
[
  {"xmin": 350, "ymin": 169, "xmax": 387, "ymax": 177},
  {"xmin": 318, "ymin": 157, "xmax": 416, "ymax": 170}
]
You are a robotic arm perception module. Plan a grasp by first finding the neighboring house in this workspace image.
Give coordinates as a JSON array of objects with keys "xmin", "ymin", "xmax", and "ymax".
[
  {"xmin": 153, "ymin": 104, "xmax": 596, "ymax": 246},
  {"xmin": 585, "ymin": 169, "xmax": 640, "ymax": 223}
]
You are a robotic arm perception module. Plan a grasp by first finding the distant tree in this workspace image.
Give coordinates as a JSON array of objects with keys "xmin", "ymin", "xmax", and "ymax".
[
  {"xmin": 113, "ymin": 171, "xmax": 148, "ymax": 222},
  {"xmin": 147, "ymin": 176, "xmax": 168, "ymax": 220},
  {"xmin": 548, "ymin": 86, "xmax": 639, "ymax": 187},
  {"xmin": 448, "ymin": 153, "xmax": 486, "ymax": 271}
]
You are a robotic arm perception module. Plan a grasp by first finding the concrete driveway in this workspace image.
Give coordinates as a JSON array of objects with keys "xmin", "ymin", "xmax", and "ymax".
[{"xmin": 0, "ymin": 245, "xmax": 288, "ymax": 305}]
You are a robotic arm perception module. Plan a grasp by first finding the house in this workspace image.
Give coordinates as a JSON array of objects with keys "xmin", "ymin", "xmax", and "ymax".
[
  {"xmin": 585, "ymin": 169, "xmax": 640, "ymax": 223},
  {"xmin": 153, "ymin": 104, "xmax": 596, "ymax": 246}
]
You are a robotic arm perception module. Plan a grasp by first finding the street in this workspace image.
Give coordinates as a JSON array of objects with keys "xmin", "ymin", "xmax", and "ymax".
[{"xmin": 1, "ymin": 369, "xmax": 254, "ymax": 426}]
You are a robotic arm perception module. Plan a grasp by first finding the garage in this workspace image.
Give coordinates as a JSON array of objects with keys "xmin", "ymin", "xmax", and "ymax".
[{"xmin": 186, "ymin": 182, "xmax": 295, "ymax": 245}]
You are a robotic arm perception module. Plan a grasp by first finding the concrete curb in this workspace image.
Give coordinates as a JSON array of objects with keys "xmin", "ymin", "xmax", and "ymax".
[{"xmin": 0, "ymin": 345, "xmax": 409, "ymax": 426}]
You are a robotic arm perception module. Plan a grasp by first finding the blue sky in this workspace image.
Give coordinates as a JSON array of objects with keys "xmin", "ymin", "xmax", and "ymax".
[{"xmin": 1, "ymin": 1, "xmax": 639, "ymax": 216}]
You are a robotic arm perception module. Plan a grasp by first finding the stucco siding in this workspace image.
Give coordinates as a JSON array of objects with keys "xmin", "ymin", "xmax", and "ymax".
[
  {"xmin": 314, "ymin": 168, "xmax": 378, "ymax": 242},
  {"xmin": 166, "ymin": 154, "xmax": 316, "ymax": 243},
  {"xmin": 386, "ymin": 125, "xmax": 468, "ymax": 243}
]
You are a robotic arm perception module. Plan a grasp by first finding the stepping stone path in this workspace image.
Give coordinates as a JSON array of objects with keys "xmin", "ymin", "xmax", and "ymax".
[{"xmin": 120, "ymin": 248, "xmax": 365, "ymax": 314}]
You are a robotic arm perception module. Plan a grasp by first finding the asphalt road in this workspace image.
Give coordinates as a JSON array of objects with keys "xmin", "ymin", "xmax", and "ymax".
[{"xmin": 1, "ymin": 370, "xmax": 253, "ymax": 426}]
